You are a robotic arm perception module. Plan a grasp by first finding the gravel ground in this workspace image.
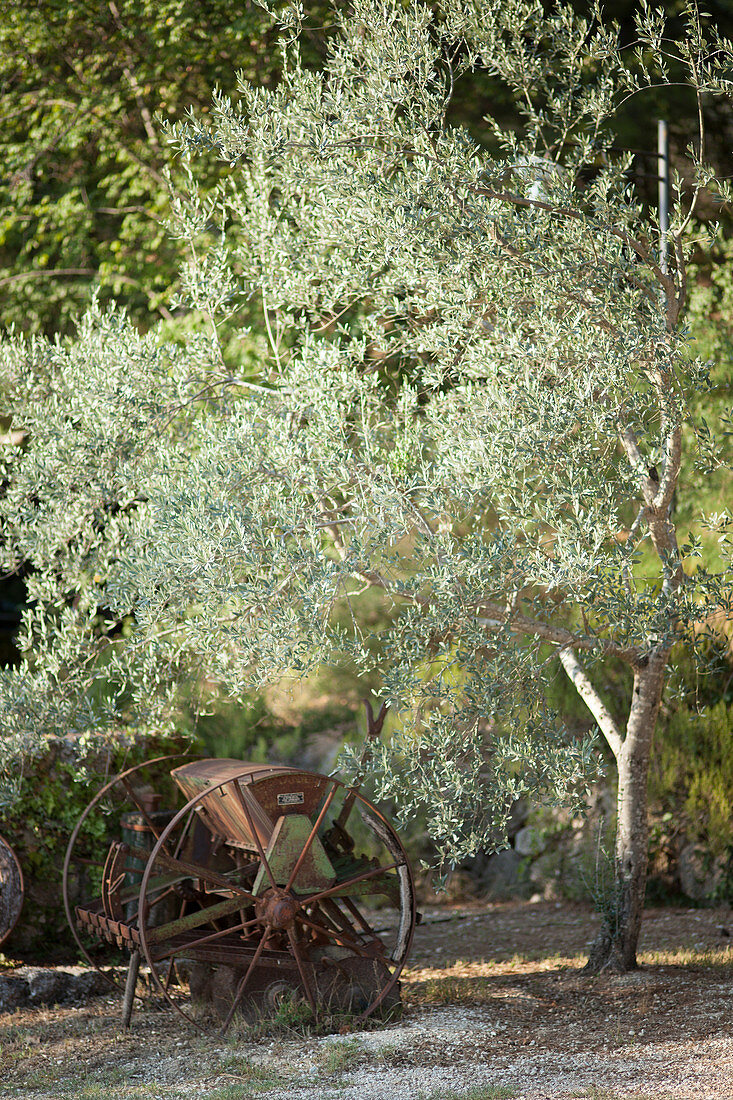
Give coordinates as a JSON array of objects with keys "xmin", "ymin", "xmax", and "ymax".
[
  {"xmin": 245, "ymin": 1007, "xmax": 733, "ymax": 1099},
  {"xmin": 1, "ymin": 900, "xmax": 732, "ymax": 1100}
]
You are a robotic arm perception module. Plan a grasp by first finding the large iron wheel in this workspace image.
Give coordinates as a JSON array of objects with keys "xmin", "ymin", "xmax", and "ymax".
[
  {"xmin": 62, "ymin": 754, "xmax": 188, "ymax": 992},
  {"xmin": 138, "ymin": 766, "xmax": 416, "ymax": 1033}
]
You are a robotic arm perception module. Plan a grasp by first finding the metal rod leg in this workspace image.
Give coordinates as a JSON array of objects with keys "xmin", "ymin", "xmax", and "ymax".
[{"xmin": 122, "ymin": 949, "xmax": 140, "ymax": 1030}]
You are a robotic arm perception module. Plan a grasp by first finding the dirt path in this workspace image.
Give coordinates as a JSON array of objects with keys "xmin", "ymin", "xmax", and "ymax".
[{"xmin": 1, "ymin": 900, "xmax": 732, "ymax": 1099}]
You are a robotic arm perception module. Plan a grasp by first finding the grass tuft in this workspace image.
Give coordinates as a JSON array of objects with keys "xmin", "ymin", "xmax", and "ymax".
[{"xmin": 315, "ymin": 1036, "xmax": 364, "ymax": 1075}]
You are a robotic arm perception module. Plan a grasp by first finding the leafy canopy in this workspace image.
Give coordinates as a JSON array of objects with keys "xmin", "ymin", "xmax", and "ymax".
[{"xmin": 1, "ymin": 0, "xmax": 732, "ymax": 862}]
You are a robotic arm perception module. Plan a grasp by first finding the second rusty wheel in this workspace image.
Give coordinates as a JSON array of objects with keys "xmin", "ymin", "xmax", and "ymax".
[
  {"xmin": 62, "ymin": 754, "xmax": 188, "ymax": 992},
  {"xmin": 138, "ymin": 761, "xmax": 416, "ymax": 1032},
  {"xmin": 0, "ymin": 834, "xmax": 23, "ymax": 947}
]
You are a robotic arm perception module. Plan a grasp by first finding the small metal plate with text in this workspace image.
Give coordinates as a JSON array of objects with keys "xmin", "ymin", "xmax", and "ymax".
[{"xmin": 277, "ymin": 791, "xmax": 305, "ymax": 806}]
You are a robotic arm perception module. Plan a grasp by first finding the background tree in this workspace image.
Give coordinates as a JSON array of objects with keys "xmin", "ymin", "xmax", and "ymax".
[
  {"xmin": 2, "ymin": 0, "xmax": 731, "ymax": 340},
  {"xmin": 1, "ymin": 0, "xmax": 732, "ymax": 972},
  {"xmin": 0, "ymin": 0, "xmax": 332, "ymax": 335}
]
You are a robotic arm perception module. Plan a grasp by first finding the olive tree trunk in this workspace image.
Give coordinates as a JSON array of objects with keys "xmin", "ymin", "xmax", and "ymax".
[{"xmin": 584, "ymin": 652, "xmax": 669, "ymax": 973}]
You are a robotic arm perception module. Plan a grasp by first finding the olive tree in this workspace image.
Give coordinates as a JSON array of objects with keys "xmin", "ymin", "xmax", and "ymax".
[{"xmin": 1, "ymin": 0, "xmax": 732, "ymax": 971}]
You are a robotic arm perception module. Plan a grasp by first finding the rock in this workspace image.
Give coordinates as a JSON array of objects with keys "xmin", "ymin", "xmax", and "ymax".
[
  {"xmin": 678, "ymin": 843, "xmax": 723, "ymax": 901},
  {"xmin": 0, "ymin": 967, "xmax": 108, "ymax": 1011},
  {"xmin": 479, "ymin": 848, "xmax": 531, "ymax": 899},
  {"xmin": 528, "ymin": 849, "xmax": 564, "ymax": 900},
  {"xmin": 0, "ymin": 975, "xmax": 28, "ymax": 1011},
  {"xmin": 515, "ymin": 825, "xmax": 546, "ymax": 858},
  {"xmin": 506, "ymin": 799, "xmax": 530, "ymax": 838},
  {"xmin": 24, "ymin": 967, "xmax": 73, "ymax": 1004}
]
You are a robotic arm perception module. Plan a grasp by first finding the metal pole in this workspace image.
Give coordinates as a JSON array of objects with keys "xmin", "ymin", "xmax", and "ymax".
[{"xmin": 657, "ymin": 119, "xmax": 669, "ymax": 275}]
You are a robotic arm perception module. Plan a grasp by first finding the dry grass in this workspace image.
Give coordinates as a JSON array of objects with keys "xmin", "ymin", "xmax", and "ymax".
[{"xmin": 638, "ymin": 945, "xmax": 733, "ymax": 968}]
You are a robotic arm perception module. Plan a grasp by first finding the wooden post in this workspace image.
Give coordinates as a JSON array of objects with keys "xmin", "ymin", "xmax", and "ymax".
[{"xmin": 121, "ymin": 949, "xmax": 140, "ymax": 1029}]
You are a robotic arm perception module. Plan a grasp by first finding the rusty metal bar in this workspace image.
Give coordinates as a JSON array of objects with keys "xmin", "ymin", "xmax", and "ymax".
[
  {"xmin": 145, "ymin": 892, "xmax": 250, "ymax": 945},
  {"xmin": 286, "ymin": 926, "xmax": 318, "ymax": 1018},
  {"xmin": 152, "ymin": 915, "xmax": 261, "ymax": 963},
  {"xmin": 121, "ymin": 950, "xmax": 140, "ymax": 1030},
  {"xmin": 231, "ymin": 781, "xmax": 278, "ymax": 890},
  {"xmin": 151, "ymin": 847, "xmax": 257, "ymax": 900},
  {"xmin": 297, "ymin": 914, "xmax": 371, "ymax": 958},
  {"xmin": 303, "ymin": 860, "xmax": 398, "ymax": 905}
]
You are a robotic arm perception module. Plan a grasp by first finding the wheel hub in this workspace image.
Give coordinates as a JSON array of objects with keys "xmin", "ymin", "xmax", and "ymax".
[{"xmin": 256, "ymin": 886, "xmax": 300, "ymax": 929}]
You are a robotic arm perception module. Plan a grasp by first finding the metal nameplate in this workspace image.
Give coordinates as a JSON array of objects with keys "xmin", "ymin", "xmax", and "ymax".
[{"xmin": 277, "ymin": 791, "xmax": 305, "ymax": 806}]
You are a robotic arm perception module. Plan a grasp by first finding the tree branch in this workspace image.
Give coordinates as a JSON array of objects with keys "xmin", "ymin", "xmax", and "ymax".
[
  {"xmin": 558, "ymin": 647, "xmax": 623, "ymax": 758},
  {"xmin": 471, "ymin": 183, "xmax": 674, "ymax": 295},
  {"xmin": 475, "ymin": 603, "xmax": 638, "ymax": 663},
  {"xmin": 0, "ymin": 268, "xmax": 96, "ymax": 288},
  {"xmin": 108, "ymin": 1, "xmax": 160, "ymax": 152}
]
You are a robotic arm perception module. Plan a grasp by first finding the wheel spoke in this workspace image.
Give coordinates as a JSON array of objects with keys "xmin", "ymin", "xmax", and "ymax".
[
  {"xmin": 143, "ymin": 882, "xmax": 179, "ymax": 912},
  {"xmin": 151, "ymin": 849, "xmax": 257, "ymax": 901},
  {"xmin": 308, "ymin": 901, "xmax": 341, "ymax": 935},
  {"xmin": 130, "ymin": 764, "xmax": 416, "ymax": 1034},
  {"xmin": 321, "ymin": 896, "xmax": 359, "ymax": 935},
  {"xmin": 304, "ymin": 861, "xmax": 399, "ymax": 906},
  {"xmin": 341, "ymin": 895, "xmax": 378, "ymax": 938},
  {"xmin": 144, "ymin": 892, "xmax": 250, "ymax": 945},
  {"xmin": 163, "ymin": 899, "xmax": 188, "ymax": 991},
  {"xmin": 321, "ymin": 897, "xmax": 383, "ymax": 955},
  {"xmin": 120, "ymin": 776, "xmax": 168, "ymax": 848},
  {"xmin": 152, "ymin": 915, "xmax": 262, "ymax": 963},
  {"xmin": 62, "ymin": 754, "xmax": 187, "ymax": 996},
  {"xmin": 171, "ymin": 808, "xmax": 197, "ymax": 861},
  {"xmin": 285, "ymin": 782, "xmax": 338, "ymax": 892},
  {"xmin": 220, "ymin": 923, "xmax": 272, "ymax": 1034},
  {"xmin": 231, "ymin": 781, "xmax": 278, "ymax": 890},
  {"xmin": 287, "ymin": 926, "xmax": 318, "ymax": 1018},
  {"xmin": 297, "ymin": 914, "xmax": 372, "ymax": 958}
]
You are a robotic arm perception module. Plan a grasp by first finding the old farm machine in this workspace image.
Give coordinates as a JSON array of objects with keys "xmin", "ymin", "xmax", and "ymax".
[{"xmin": 62, "ymin": 708, "xmax": 416, "ymax": 1032}]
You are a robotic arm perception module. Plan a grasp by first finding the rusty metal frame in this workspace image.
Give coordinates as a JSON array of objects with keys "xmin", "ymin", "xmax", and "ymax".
[{"xmin": 137, "ymin": 764, "xmax": 416, "ymax": 1032}]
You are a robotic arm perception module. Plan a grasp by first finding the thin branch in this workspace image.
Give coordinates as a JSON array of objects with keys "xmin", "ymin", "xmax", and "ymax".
[
  {"xmin": 654, "ymin": 421, "xmax": 682, "ymax": 513},
  {"xmin": 618, "ymin": 425, "xmax": 652, "ymax": 497},
  {"xmin": 0, "ymin": 268, "xmax": 95, "ymax": 288},
  {"xmin": 469, "ymin": 184, "xmax": 674, "ymax": 294},
  {"xmin": 558, "ymin": 647, "xmax": 623, "ymax": 758},
  {"xmin": 262, "ymin": 288, "xmax": 282, "ymax": 370},
  {"xmin": 620, "ymin": 505, "xmax": 646, "ymax": 596},
  {"xmin": 676, "ymin": 51, "xmax": 706, "ymax": 239},
  {"xmin": 108, "ymin": 1, "xmax": 160, "ymax": 152},
  {"xmin": 475, "ymin": 603, "xmax": 638, "ymax": 663},
  {"xmin": 487, "ymin": 225, "xmax": 628, "ymax": 341},
  {"xmin": 286, "ymin": 133, "xmax": 675, "ymax": 295}
]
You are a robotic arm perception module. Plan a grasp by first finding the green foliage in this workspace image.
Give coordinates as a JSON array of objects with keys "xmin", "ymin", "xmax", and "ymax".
[
  {"xmin": 651, "ymin": 698, "xmax": 733, "ymax": 859},
  {"xmin": 1, "ymin": 0, "xmax": 732, "ymax": 892},
  {"xmin": 0, "ymin": 728, "xmax": 183, "ymax": 953},
  {"xmin": 686, "ymin": 233, "xmax": 733, "ymax": 372},
  {"xmin": 190, "ymin": 691, "xmax": 355, "ymax": 765},
  {"xmin": 673, "ymin": 227, "xmax": 733, "ymax": 566},
  {"xmin": 315, "ymin": 1037, "xmax": 364, "ymax": 1074}
]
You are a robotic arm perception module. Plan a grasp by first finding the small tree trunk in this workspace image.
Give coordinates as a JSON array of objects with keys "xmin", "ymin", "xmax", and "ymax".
[{"xmin": 585, "ymin": 653, "xmax": 668, "ymax": 974}]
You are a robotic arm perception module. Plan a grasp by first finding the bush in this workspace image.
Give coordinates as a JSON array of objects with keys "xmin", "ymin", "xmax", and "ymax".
[{"xmin": 650, "ymin": 700, "xmax": 733, "ymax": 862}]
